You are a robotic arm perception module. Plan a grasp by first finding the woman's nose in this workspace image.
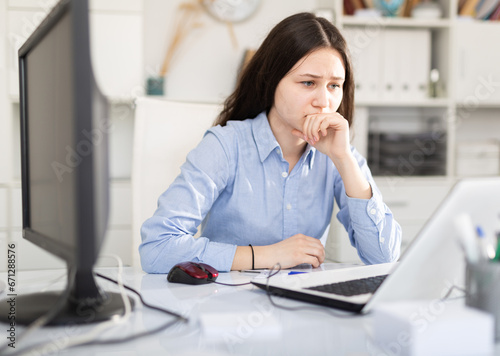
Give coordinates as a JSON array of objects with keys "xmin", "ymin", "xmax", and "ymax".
[{"xmin": 312, "ymin": 87, "xmax": 329, "ymax": 109}]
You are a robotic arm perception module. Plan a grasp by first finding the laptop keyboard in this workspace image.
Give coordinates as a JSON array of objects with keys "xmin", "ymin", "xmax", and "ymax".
[{"xmin": 305, "ymin": 274, "xmax": 388, "ymax": 297}]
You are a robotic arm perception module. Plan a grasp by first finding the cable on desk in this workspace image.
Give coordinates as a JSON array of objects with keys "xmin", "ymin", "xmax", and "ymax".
[
  {"xmin": 59, "ymin": 268, "xmax": 188, "ymax": 347},
  {"xmin": 264, "ymin": 263, "xmax": 364, "ymax": 318},
  {"xmin": 2, "ymin": 255, "xmax": 132, "ymax": 356},
  {"xmin": 60, "ymin": 270, "xmax": 189, "ymax": 347},
  {"xmin": 95, "ymin": 273, "xmax": 187, "ymax": 321},
  {"xmin": 440, "ymin": 284, "xmax": 466, "ymax": 301},
  {"xmin": 80, "ymin": 316, "xmax": 183, "ymax": 346},
  {"xmin": 210, "ymin": 280, "xmax": 252, "ymax": 286},
  {"xmin": 55, "ymin": 254, "xmax": 135, "ymax": 349},
  {"xmin": 0, "ymin": 266, "xmax": 77, "ymax": 356},
  {"xmin": 3, "ymin": 255, "xmax": 187, "ymax": 356}
]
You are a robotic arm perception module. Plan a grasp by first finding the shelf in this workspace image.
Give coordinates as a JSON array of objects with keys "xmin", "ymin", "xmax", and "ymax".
[
  {"xmin": 373, "ymin": 175, "xmax": 456, "ymax": 184},
  {"xmin": 342, "ymin": 16, "xmax": 451, "ymax": 28},
  {"xmin": 356, "ymin": 98, "xmax": 450, "ymax": 108},
  {"xmin": 5, "ymin": 178, "xmax": 128, "ymax": 186},
  {"xmin": 9, "ymin": 94, "xmax": 135, "ymax": 106},
  {"xmin": 456, "ymin": 102, "xmax": 500, "ymax": 109},
  {"xmin": 0, "ymin": 181, "xmax": 21, "ymax": 189},
  {"xmin": 456, "ymin": 17, "xmax": 500, "ymax": 25},
  {"xmin": 108, "ymin": 96, "xmax": 136, "ymax": 105}
]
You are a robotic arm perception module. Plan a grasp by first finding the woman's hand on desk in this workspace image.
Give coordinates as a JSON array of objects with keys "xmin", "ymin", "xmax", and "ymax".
[
  {"xmin": 271, "ymin": 234, "xmax": 325, "ymax": 268},
  {"xmin": 256, "ymin": 234, "xmax": 325, "ymax": 269},
  {"xmin": 231, "ymin": 234, "xmax": 325, "ymax": 270}
]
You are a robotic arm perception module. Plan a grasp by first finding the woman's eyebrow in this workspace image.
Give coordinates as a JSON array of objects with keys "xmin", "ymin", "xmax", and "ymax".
[{"xmin": 299, "ymin": 73, "xmax": 345, "ymax": 80}]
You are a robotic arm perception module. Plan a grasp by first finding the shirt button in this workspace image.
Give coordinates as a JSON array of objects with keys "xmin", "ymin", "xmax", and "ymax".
[
  {"xmin": 369, "ymin": 208, "xmax": 376, "ymax": 215},
  {"xmin": 380, "ymin": 237, "xmax": 385, "ymax": 243},
  {"xmin": 276, "ymin": 148, "xmax": 281, "ymax": 154},
  {"xmin": 286, "ymin": 204, "xmax": 292, "ymax": 210},
  {"xmin": 281, "ymin": 172, "xmax": 288, "ymax": 178}
]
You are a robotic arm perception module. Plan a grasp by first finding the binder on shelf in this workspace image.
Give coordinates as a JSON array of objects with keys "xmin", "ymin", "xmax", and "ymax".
[
  {"xmin": 365, "ymin": 32, "xmax": 383, "ymax": 101},
  {"xmin": 344, "ymin": 0, "xmax": 356, "ymax": 15},
  {"xmin": 381, "ymin": 28, "xmax": 431, "ymax": 102},
  {"xmin": 395, "ymin": 30, "xmax": 412, "ymax": 101},
  {"xmin": 343, "ymin": 27, "xmax": 383, "ymax": 102},
  {"xmin": 402, "ymin": 0, "xmax": 421, "ymax": 17},
  {"xmin": 475, "ymin": 0, "xmax": 500, "ymax": 19},
  {"xmin": 363, "ymin": 0, "xmax": 375, "ymax": 8},
  {"xmin": 490, "ymin": 3, "xmax": 500, "ymax": 19},
  {"xmin": 381, "ymin": 30, "xmax": 398, "ymax": 101},
  {"xmin": 458, "ymin": 0, "xmax": 469, "ymax": 12},
  {"xmin": 459, "ymin": 0, "xmax": 480, "ymax": 16},
  {"xmin": 455, "ymin": 23, "xmax": 500, "ymax": 103},
  {"xmin": 345, "ymin": 27, "xmax": 431, "ymax": 104},
  {"xmin": 351, "ymin": 0, "xmax": 366, "ymax": 11},
  {"xmin": 402, "ymin": 29, "xmax": 431, "ymax": 101}
]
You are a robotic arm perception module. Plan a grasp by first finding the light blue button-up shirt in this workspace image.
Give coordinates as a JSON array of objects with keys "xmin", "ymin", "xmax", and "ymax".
[{"xmin": 139, "ymin": 112, "xmax": 401, "ymax": 273}]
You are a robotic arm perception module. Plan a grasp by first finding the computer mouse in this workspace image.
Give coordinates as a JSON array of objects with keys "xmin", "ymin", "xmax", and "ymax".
[{"xmin": 167, "ymin": 261, "xmax": 219, "ymax": 285}]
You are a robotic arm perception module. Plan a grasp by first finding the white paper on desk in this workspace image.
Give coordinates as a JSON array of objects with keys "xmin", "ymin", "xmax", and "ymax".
[{"xmin": 199, "ymin": 312, "xmax": 282, "ymax": 342}]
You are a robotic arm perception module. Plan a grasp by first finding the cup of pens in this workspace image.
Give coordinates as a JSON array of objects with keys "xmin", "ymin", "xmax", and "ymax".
[
  {"xmin": 466, "ymin": 261, "xmax": 500, "ymax": 341},
  {"xmin": 455, "ymin": 214, "xmax": 500, "ymax": 340}
]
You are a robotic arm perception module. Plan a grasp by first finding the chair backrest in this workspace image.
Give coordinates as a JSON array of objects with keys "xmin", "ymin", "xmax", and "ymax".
[{"xmin": 131, "ymin": 97, "xmax": 222, "ymax": 267}]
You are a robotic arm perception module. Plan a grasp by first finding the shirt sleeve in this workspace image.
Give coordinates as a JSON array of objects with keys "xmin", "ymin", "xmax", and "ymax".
[
  {"xmin": 139, "ymin": 130, "xmax": 237, "ymax": 273},
  {"xmin": 334, "ymin": 148, "xmax": 402, "ymax": 264}
]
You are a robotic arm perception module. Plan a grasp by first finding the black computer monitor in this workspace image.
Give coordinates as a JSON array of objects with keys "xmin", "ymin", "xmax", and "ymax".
[{"xmin": 0, "ymin": 0, "xmax": 133, "ymax": 325}]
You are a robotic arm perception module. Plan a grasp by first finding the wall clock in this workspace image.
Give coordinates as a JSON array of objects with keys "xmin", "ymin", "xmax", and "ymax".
[{"xmin": 202, "ymin": 0, "xmax": 261, "ymax": 23}]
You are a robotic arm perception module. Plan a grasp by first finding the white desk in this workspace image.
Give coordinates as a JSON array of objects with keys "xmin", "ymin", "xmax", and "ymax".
[{"xmin": 1, "ymin": 265, "xmax": 499, "ymax": 355}]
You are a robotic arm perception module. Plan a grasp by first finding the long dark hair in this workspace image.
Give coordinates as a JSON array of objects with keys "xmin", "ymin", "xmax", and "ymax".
[{"xmin": 214, "ymin": 12, "xmax": 354, "ymax": 127}]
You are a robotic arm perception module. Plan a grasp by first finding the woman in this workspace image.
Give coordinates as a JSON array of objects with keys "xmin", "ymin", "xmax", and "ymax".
[{"xmin": 140, "ymin": 12, "xmax": 401, "ymax": 273}]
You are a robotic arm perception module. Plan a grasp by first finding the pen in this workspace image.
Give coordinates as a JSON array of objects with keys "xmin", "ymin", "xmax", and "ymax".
[
  {"xmin": 240, "ymin": 269, "xmax": 263, "ymax": 274},
  {"xmin": 476, "ymin": 225, "xmax": 496, "ymax": 260},
  {"xmin": 288, "ymin": 271, "xmax": 308, "ymax": 275},
  {"xmin": 494, "ymin": 232, "xmax": 500, "ymax": 262},
  {"xmin": 454, "ymin": 213, "xmax": 480, "ymax": 263}
]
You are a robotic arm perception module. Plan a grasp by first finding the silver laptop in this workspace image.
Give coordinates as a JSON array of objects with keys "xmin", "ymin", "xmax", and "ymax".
[{"xmin": 252, "ymin": 177, "xmax": 500, "ymax": 313}]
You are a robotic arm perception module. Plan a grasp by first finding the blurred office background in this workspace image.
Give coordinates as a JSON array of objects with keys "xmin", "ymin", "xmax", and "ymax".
[{"xmin": 1, "ymin": 0, "xmax": 499, "ymax": 271}]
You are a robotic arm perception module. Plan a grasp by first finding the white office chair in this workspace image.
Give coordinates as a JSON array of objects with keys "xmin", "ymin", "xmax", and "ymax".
[{"xmin": 131, "ymin": 97, "xmax": 222, "ymax": 267}]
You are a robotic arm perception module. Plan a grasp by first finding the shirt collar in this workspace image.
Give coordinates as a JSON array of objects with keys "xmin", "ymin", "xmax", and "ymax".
[
  {"xmin": 251, "ymin": 112, "xmax": 316, "ymax": 169},
  {"xmin": 304, "ymin": 144, "xmax": 317, "ymax": 170},
  {"xmin": 252, "ymin": 112, "xmax": 280, "ymax": 163}
]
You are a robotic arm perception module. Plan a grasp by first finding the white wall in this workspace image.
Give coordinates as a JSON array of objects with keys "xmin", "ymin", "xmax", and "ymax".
[
  {"xmin": 143, "ymin": 0, "xmax": 320, "ymax": 103},
  {"xmin": 9, "ymin": 1, "xmax": 498, "ymax": 269},
  {"xmin": 0, "ymin": 0, "xmax": 144, "ymax": 270},
  {"xmin": 0, "ymin": 0, "xmax": 333, "ymax": 270}
]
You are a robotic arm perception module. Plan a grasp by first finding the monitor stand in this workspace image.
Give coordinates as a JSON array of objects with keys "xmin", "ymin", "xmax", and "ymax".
[{"xmin": 0, "ymin": 268, "xmax": 134, "ymax": 326}]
